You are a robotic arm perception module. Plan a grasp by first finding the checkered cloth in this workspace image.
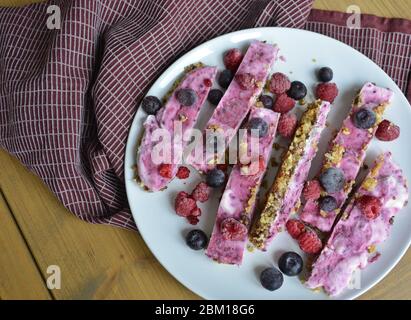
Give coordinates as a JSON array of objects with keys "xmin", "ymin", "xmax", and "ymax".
[{"xmin": 1, "ymin": 0, "xmax": 410, "ymax": 230}]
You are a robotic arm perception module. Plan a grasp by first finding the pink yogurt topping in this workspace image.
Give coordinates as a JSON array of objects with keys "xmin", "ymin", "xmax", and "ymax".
[
  {"xmin": 188, "ymin": 40, "xmax": 279, "ymax": 172},
  {"xmin": 300, "ymin": 83, "xmax": 393, "ymax": 231},
  {"xmin": 306, "ymin": 152, "xmax": 409, "ymax": 296},
  {"xmin": 205, "ymin": 107, "xmax": 280, "ymax": 265},
  {"xmin": 137, "ymin": 66, "xmax": 217, "ymax": 191}
]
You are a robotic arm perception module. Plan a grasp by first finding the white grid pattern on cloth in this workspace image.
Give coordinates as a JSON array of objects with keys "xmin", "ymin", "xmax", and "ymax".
[{"xmin": 0, "ymin": 0, "xmax": 410, "ymax": 230}]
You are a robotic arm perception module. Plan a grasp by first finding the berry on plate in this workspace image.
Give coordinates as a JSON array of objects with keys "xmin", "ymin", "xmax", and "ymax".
[
  {"xmin": 277, "ymin": 113, "xmax": 297, "ymax": 138},
  {"xmin": 235, "ymin": 73, "xmax": 256, "ymax": 90},
  {"xmin": 191, "ymin": 182, "xmax": 210, "ymax": 203},
  {"xmin": 319, "ymin": 167, "xmax": 345, "ymax": 193},
  {"xmin": 175, "ymin": 191, "xmax": 197, "ymax": 217},
  {"xmin": 176, "ymin": 88, "xmax": 197, "ymax": 106},
  {"xmin": 176, "ymin": 166, "xmax": 190, "ymax": 179},
  {"xmin": 206, "ymin": 168, "xmax": 226, "ymax": 188},
  {"xmin": 358, "ymin": 195, "xmax": 382, "ymax": 220},
  {"xmin": 218, "ymin": 69, "xmax": 233, "ymax": 89},
  {"xmin": 278, "ymin": 252, "xmax": 304, "ymax": 276},
  {"xmin": 187, "ymin": 215, "xmax": 200, "ymax": 225},
  {"xmin": 260, "ymin": 267, "xmax": 284, "ymax": 291},
  {"xmin": 220, "ymin": 218, "xmax": 247, "ymax": 241},
  {"xmin": 352, "ymin": 108, "xmax": 376, "ymax": 129},
  {"xmin": 186, "ymin": 229, "xmax": 208, "ymax": 250},
  {"xmin": 142, "ymin": 96, "xmax": 162, "ymax": 115},
  {"xmin": 207, "ymin": 89, "xmax": 224, "ymax": 105},
  {"xmin": 273, "ymin": 93, "xmax": 295, "ymax": 113},
  {"xmin": 223, "ymin": 48, "xmax": 243, "ymax": 71},
  {"xmin": 260, "ymin": 95, "xmax": 274, "ymax": 109},
  {"xmin": 303, "ymin": 180, "xmax": 321, "ymax": 201},
  {"xmin": 269, "ymin": 72, "xmax": 291, "ymax": 94},
  {"xmin": 319, "ymin": 195, "xmax": 338, "ymax": 212},
  {"xmin": 159, "ymin": 163, "xmax": 173, "ymax": 179},
  {"xmin": 376, "ymin": 119, "xmax": 400, "ymax": 141},
  {"xmin": 286, "ymin": 219, "xmax": 306, "ymax": 239},
  {"xmin": 317, "ymin": 67, "xmax": 334, "ymax": 82},
  {"xmin": 287, "ymin": 81, "xmax": 307, "ymax": 100},
  {"xmin": 315, "ymin": 82, "xmax": 339, "ymax": 103},
  {"xmin": 247, "ymin": 118, "xmax": 269, "ymax": 137},
  {"xmin": 298, "ymin": 230, "xmax": 322, "ymax": 254}
]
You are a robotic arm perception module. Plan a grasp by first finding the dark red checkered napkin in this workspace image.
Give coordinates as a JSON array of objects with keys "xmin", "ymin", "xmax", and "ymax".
[{"xmin": 1, "ymin": 0, "xmax": 410, "ymax": 230}]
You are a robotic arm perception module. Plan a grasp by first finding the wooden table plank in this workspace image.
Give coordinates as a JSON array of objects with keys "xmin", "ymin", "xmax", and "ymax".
[
  {"xmin": 0, "ymin": 0, "xmax": 410, "ymax": 300},
  {"xmin": 0, "ymin": 190, "xmax": 52, "ymax": 300}
]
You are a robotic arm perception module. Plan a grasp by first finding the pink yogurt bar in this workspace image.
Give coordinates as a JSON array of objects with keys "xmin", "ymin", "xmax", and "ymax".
[
  {"xmin": 137, "ymin": 66, "xmax": 217, "ymax": 191},
  {"xmin": 306, "ymin": 152, "xmax": 409, "ymax": 296},
  {"xmin": 300, "ymin": 83, "xmax": 393, "ymax": 232},
  {"xmin": 188, "ymin": 40, "xmax": 279, "ymax": 172},
  {"xmin": 205, "ymin": 107, "xmax": 280, "ymax": 265},
  {"xmin": 249, "ymin": 100, "xmax": 331, "ymax": 250}
]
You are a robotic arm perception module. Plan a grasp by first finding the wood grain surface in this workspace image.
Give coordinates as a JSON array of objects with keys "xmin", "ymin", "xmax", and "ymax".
[{"xmin": 0, "ymin": 0, "xmax": 410, "ymax": 300}]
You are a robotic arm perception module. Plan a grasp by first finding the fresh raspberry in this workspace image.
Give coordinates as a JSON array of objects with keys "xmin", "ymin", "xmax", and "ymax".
[
  {"xmin": 357, "ymin": 195, "xmax": 382, "ymax": 220},
  {"xmin": 220, "ymin": 218, "xmax": 248, "ymax": 241},
  {"xmin": 235, "ymin": 73, "xmax": 256, "ymax": 90},
  {"xmin": 203, "ymin": 78, "xmax": 212, "ymax": 87},
  {"xmin": 174, "ymin": 192, "xmax": 197, "ymax": 217},
  {"xmin": 191, "ymin": 182, "xmax": 210, "ymax": 203},
  {"xmin": 315, "ymin": 83, "xmax": 339, "ymax": 103},
  {"xmin": 269, "ymin": 72, "xmax": 291, "ymax": 94},
  {"xmin": 277, "ymin": 113, "xmax": 298, "ymax": 138},
  {"xmin": 187, "ymin": 215, "xmax": 200, "ymax": 225},
  {"xmin": 286, "ymin": 219, "xmax": 306, "ymax": 239},
  {"xmin": 176, "ymin": 166, "xmax": 190, "ymax": 179},
  {"xmin": 190, "ymin": 207, "xmax": 202, "ymax": 217},
  {"xmin": 223, "ymin": 48, "xmax": 243, "ymax": 72},
  {"xmin": 376, "ymin": 120, "xmax": 400, "ymax": 141},
  {"xmin": 303, "ymin": 180, "xmax": 322, "ymax": 201},
  {"xmin": 298, "ymin": 231, "xmax": 322, "ymax": 254},
  {"xmin": 158, "ymin": 163, "xmax": 173, "ymax": 179},
  {"xmin": 273, "ymin": 93, "xmax": 295, "ymax": 113}
]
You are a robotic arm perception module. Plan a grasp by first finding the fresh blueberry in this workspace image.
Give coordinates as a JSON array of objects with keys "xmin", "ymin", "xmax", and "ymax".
[
  {"xmin": 260, "ymin": 267, "xmax": 284, "ymax": 291},
  {"xmin": 319, "ymin": 196, "xmax": 338, "ymax": 212},
  {"xmin": 260, "ymin": 95, "xmax": 274, "ymax": 109},
  {"xmin": 141, "ymin": 96, "xmax": 162, "ymax": 115},
  {"xmin": 206, "ymin": 168, "xmax": 226, "ymax": 188},
  {"xmin": 207, "ymin": 89, "xmax": 224, "ymax": 105},
  {"xmin": 176, "ymin": 88, "xmax": 197, "ymax": 106},
  {"xmin": 278, "ymin": 252, "xmax": 304, "ymax": 276},
  {"xmin": 218, "ymin": 69, "xmax": 234, "ymax": 89},
  {"xmin": 248, "ymin": 118, "xmax": 269, "ymax": 137},
  {"xmin": 186, "ymin": 230, "xmax": 208, "ymax": 250},
  {"xmin": 319, "ymin": 167, "xmax": 345, "ymax": 193},
  {"xmin": 352, "ymin": 108, "xmax": 377, "ymax": 129},
  {"xmin": 287, "ymin": 81, "xmax": 307, "ymax": 100},
  {"xmin": 318, "ymin": 67, "xmax": 334, "ymax": 82}
]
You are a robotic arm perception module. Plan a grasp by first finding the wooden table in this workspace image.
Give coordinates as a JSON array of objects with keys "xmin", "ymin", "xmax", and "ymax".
[{"xmin": 1, "ymin": 0, "xmax": 410, "ymax": 300}]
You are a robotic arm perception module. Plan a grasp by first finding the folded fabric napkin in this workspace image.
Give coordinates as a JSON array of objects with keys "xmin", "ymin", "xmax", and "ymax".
[{"xmin": 0, "ymin": 0, "xmax": 410, "ymax": 230}]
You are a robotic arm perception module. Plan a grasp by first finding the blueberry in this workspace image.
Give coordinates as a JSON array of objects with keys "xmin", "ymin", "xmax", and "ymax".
[
  {"xmin": 352, "ymin": 108, "xmax": 377, "ymax": 129},
  {"xmin": 206, "ymin": 169, "xmax": 226, "ymax": 188},
  {"xmin": 278, "ymin": 252, "xmax": 304, "ymax": 276},
  {"xmin": 248, "ymin": 118, "xmax": 268, "ymax": 137},
  {"xmin": 260, "ymin": 95, "xmax": 274, "ymax": 109},
  {"xmin": 260, "ymin": 267, "xmax": 283, "ymax": 291},
  {"xmin": 218, "ymin": 69, "xmax": 234, "ymax": 89},
  {"xmin": 319, "ymin": 196, "xmax": 338, "ymax": 212},
  {"xmin": 142, "ymin": 96, "xmax": 162, "ymax": 115},
  {"xmin": 207, "ymin": 89, "xmax": 224, "ymax": 105},
  {"xmin": 287, "ymin": 81, "xmax": 307, "ymax": 100},
  {"xmin": 319, "ymin": 167, "xmax": 345, "ymax": 193},
  {"xmin": 176, "ymin": 88, "xmax": 197, "ymax": 106},
  {"xmin": 318, "ymin": 67, "xmax": 334, "ymax": 82},
  {"xmin": 186, "ymin": 230, "xmax": 208, "ymax": 250}
]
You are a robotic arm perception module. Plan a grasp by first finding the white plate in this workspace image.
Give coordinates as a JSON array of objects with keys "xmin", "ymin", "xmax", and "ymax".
[{"xmin": 125, "ymin": 28, "xmax": 411, "ymax": 300}]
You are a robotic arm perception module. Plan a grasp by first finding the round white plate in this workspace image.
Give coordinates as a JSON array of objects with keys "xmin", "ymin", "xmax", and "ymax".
[{"xmin": 125, "ymin": 28, "xmax": 411, "ymax": 300}]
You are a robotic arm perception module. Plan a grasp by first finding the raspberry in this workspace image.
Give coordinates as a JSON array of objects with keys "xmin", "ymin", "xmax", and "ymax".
[
  {"xmin": 277, "ymin": 113, "xmax": 298, "ymax": 138},
  {"xmin": 358, "ymin": 195, "xmax": 382, "ymax": 220},
  {"xmin": 190, "ymin": 207, "xmax": 202, "ymax": 217},
  {"xmin": 220, "ymin": 218, "xmax": 248, "ymax": 241},
  {"xmin": 303, "ymin": 180, "xmax": 321, "ymax": 201},
  {"xmin": 174, "ymin": 192, "xmax": 197, "ymax": 217},
  {"xmin": 223, "ymin": 48, "xmax": 243, "ymax": 72},
  {"xmin": 273, "ymin": 93, "xmax": 295, "ymax": 113},
  {"xmin": 176, "ymin": 166, "xmax": 190, "ymax": 179},
  {"xmin": 286, "ymin": 219, "xmax": 306, "ymax": 239},
  {"xmin": 298, "ymin": 231, "xmax": 322, "ymax": 254},
  {"xmin": 376, "ymin": 120, "xmax": 400, "ymax": 141},
  {"xmin": 269, "ymin": 72, "xmax": 291, "ymax": 94},
  {"xmin": 159, "ymin": 163, "xmax": 173, "ymax": 179},
  {"xmin": 192, "ymin": 182, "xmax": 210, "ymax": 203},
  {"xmin": 235, "ymin": 73, "xmax": 256, "ymax": 90},
  {"xmin": 187, "ymin": 215, "xmax": 200, "ymax": 225},
  {"xmin": 315, "ymin": 83, "xmax": 339, "ymax": 103}
]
